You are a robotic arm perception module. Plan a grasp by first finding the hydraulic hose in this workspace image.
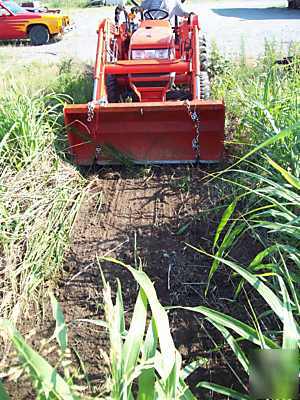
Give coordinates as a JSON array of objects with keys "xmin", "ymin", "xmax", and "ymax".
[{"xmin": 131, "ymin": 0, "xmax": 140, "ymax": 7}]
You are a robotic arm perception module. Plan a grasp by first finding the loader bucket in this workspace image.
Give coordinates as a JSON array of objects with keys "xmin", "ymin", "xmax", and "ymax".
[{"xmin": 64, "ymin": 100, "xmax": 225, "ymax": 165}]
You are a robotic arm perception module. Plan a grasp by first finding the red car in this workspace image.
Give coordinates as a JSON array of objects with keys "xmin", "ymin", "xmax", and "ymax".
[{"xmin": 0, "ymin": 0, "xmax": 71, "ymax": 45}]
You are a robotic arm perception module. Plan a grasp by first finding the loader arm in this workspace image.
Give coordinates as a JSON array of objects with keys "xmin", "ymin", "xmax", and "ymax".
[{"xmin": 64, "ymin": 13, "xmax": 225, "ymax": 166}]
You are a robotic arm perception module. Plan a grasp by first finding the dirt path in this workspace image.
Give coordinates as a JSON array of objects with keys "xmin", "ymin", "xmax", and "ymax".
[
  {"xmin": 1, "ymin": 0, "xmax": 299, "ymax": 65},
  {"xmin": 54, "ymin": 166, "xmax": 253, "ymax": 398},
  {"xmin": 4, "ymin": 165, "xmax": 260, "ymax": 399}
]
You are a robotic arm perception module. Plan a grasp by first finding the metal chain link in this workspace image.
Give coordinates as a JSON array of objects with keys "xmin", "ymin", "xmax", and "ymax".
[
  {"xmin": 184, "ymin": 100, "xmax": 201, "ymax": 158},
  {"xmin": 87, "ymin": 101, "xmax": 96, "ymax": 123}
]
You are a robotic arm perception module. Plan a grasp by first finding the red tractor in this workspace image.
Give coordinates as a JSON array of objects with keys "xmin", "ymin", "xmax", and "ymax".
[{"xmin": 64, "ymin": 5, "xmax": 225, "ymax": 165}]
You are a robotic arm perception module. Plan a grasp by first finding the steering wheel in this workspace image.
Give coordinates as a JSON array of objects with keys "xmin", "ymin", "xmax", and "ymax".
[{"xmin": 144, "ymin": 8, "xmax": 169, "ymax": 20}]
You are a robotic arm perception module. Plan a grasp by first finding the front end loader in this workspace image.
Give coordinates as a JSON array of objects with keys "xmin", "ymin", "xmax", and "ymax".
[{"xmin": 64, "ymin": 6, "xmax": 225, "ymax": 165}]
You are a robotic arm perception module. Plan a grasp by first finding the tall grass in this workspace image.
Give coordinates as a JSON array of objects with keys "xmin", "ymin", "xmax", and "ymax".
[
  {"xmin": 0, "ymin": 81, "xmax": 86, "ymax": 323},
  {"xmin": 0, "ymin": 266, "xmax": 206, "ymax": 399},
  {"xmin": 1, "ymin": 48, "xmax": 299, "ymax": 398},
  {"xmin": 194, "ymin": 45, "xmax": 300, "ymax": 398}
]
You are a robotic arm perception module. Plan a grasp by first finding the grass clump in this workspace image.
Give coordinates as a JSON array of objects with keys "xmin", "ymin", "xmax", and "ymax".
[
  {"xmin": 43, "ymin": 0, "xmax": 89, "ymax": 9},
  {"xmin": 0, "ymin": 77, "xmax": 87, "ymax": 323}
]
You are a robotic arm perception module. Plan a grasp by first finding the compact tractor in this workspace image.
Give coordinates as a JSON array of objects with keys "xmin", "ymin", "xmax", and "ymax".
[{"xmin": 64, "ymin": 3, "xmax": 225, "ymax": 165}]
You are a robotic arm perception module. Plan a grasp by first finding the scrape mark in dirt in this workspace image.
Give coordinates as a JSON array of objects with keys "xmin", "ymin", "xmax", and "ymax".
[
  {"xmin": 56, "ymin": 165, "xmax": 252, "ymax": 397},
  {"xmin": 5, "ymin": 165, "xmax": 256, "ymax": 398}
]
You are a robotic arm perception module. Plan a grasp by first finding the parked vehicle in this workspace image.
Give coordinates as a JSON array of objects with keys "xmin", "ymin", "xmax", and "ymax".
[
  {"xmin": 88, "ymin": 0, "xmax": 125, "ymax": 6},
  {"xmin": 21, "ymin": 1, "xmax": 61, "ymax": 14},
  {"xmin": 0, "ymin": 0, "xmax": 71, "ymax": 45}
]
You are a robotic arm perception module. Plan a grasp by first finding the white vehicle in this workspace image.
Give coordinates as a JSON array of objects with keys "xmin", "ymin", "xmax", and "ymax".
[{"xmin": 88, "ymin": 0, "xmax": 125, "ymax": 6}]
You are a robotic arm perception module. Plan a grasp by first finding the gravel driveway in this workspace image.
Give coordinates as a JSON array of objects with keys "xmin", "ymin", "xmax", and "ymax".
[{"xmin": 0, "ymin": 0, "xmax": 299, "ymax": 64}]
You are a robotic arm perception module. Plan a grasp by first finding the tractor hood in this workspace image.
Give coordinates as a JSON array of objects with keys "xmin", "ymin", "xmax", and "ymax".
[{"xmin": 130, "ymin": 20, "xmax": 173, "ymax": 49}]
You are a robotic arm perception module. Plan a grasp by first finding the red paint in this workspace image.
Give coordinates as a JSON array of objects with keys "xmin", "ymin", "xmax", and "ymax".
[
  {"xmin": 0, "ymin": 1, "xmax": 42, "ymax": 40},
  {"xmin": 64, "ymin": 14, "xmax": 225, "ymax": 165}
]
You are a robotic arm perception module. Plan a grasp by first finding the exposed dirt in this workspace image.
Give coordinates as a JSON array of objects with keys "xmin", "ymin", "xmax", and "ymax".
[{"xmin": 4, "ymin": 165, "xmax": 262, "ymax": 399}]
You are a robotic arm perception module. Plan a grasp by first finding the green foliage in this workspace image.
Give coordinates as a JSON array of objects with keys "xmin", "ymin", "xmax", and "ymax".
[
  {"xmin": 43, "ymin": 0, "xmax": 88, "ymax": 9},
  {"xmin": 100, "ymin": 259, "xmax": 202, "ymax": 399},
  {"xmin": 1, "ymin": 271, "xmax": 204, "ymax": 399},
  {"xmin": 210, "ymin": 44, "xmax": 300, "ymax": 164},
  {"xmin": 0, "ymin": 80, "xmax": 86, "ymax": 321},
  {"xmin": 195, "ymin": 45, "xmax": 300, "ymax": 398},
  {"xmin": 54, "ymin": 59, "xmax": 94, "ymax": 104}
]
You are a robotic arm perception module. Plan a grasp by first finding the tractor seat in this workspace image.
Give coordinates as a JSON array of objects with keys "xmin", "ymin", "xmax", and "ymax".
[{"xmin": 131, "ymin": 20, "xmax": 173, "ymax": 49}]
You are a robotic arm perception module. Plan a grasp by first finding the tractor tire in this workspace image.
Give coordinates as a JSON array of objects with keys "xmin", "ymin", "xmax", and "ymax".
[
  {"xmin": 29, "ymin": 25, "xmax": 50, "ymax": 45},
  {"xmin": 288, "ymin": 0, "xmax": 300, "ymax": 8},
  {"xmin": 199, "ymin": 33, "xmax": 208, "ymax": 71},
  {"xmin": 199, "ymin": 71, "xmax": 211, "ymax": 100},
  {"xmin": 166, "ymin": 90, "xmax": 192, "ymax": 101},
  {"xmin": 106, "ymin": 75, "xmax": 120, "ymax": 103}
]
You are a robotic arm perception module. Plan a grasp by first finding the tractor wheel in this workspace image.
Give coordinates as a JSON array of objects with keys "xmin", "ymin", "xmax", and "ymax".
[
  {"xmin": 29, "ymin": 25, "xmax": 50, "ymax": 45},
  {"xmin": 106, "ymin": 75, "xmax": 120, "ymax": 103},
  {"xmin": 199, "ymin": 71, "xmax": 211, "ymax": 100},
  {"xmin": 288, "ymin": 0, "xmax": 300, "ymax": 7},
  {"xmin": 166, "ymin": 90, "xmax": 192, "ymax": 101},
  {"xmin": 199, "ymin": 33, "xmax": 208, "ymax": 71}
]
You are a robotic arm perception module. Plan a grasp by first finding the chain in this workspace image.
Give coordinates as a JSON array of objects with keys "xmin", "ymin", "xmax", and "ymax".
[
  {"xmin": 87, "ymin": 101, "xmax": 96, "ymax": 123},
  {"xmin": 184, "ymin": 100, "xmax": 201, "ymax": 157}
]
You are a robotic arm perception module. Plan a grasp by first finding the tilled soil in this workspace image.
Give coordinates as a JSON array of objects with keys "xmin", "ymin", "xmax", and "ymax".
[
  {"xmin": 60, "ymin": 165, "xmax": 246, "ymax": 398},
  {"xmin": 4, "ymin": 165, "xmax": 260, "ymax": 399}
]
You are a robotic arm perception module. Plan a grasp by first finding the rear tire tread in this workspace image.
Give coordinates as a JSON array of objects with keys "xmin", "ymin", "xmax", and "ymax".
[
  {"xmin": 200, "ymin": 71, "xmax": 211, "ymax": 100},
  {"xmin": 29, "ymin": 25, "xmax": 50, "ymax": 45},
  {"xmin": 106, "ymin": 75, "xmax": 120, "ymax": 103}
]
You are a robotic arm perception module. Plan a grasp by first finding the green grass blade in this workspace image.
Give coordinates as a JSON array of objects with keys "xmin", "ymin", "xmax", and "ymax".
[
  {"xmin": 213, "ymin": 200, "xmax": 237, "ymax": 249},
  {"xmin": 208, "ymin": 320, "xmax": 249, "ymax": 373},
  {"xmin": 181, "ymin": 358, "xmax": 208, "ymax": 380},
  {"xmin": 0, "ymin": 380, "xmax": 10, "ymax": 400},
  {"xmin": 103, "ymin": 257, "xmax": 176, "ymax": 379},
  {"xmin": 123, "ymin": 288, "xmax": 148, "ymax": 385},
  {"xmin": 177, "ymin": 378, "xmax": 197, "ymax": 400},
  {"xmin": 0, "ymin": 319, "xmax": 78, "ymax": 399},
  {"xmin": 174, "ymin": 306, "xmax": 278, "ymax": 348},
  {"xmin": 279, "ymin": 276, "xmax": 300, "ymax": 349},
  {"xmin": 116, "ymin": 279, "xmax": 126, "ymax": 337},
  {"xmin": 249, "ymin": 245, "xmax": 278, "ymax": 269},
  {"xmin": 138, "ymin": 319, "xmax": 157, "ymax": 400},
  {"xmin": 50, "ymin": 292, "xmax": 68, "ymax": 353},
  {"xmin": 188, "ymin": 245, "xmax": 285, "ymax": 322},
  {"xmin": 207, "ymin": 223, "xmax": 245, "ymax": 294},
  {"xmin": 74, "ymin": 319, "xmax": 108, "ymax": 329},
  {"xmin": 267, "ymin": 157, "xmax": 300, "ymax": 190},
  {"xmin": 198, "ymin": 382, "xmax": 251, "ymax": 400},
  {"xmin": 164, "ymin": 351, "xmax": 182, "ymax": 399}
]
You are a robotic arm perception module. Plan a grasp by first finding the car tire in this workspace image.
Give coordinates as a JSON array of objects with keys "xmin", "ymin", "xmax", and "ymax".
[{"xmin": 29, "ymin": 25, "xmax": 50, "ymax": 45}]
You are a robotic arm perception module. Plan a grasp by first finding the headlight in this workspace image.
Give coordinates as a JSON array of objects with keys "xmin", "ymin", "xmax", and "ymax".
[{"xmin": 131, "ymin": 49, "xmax": 170, "ymax": 60}]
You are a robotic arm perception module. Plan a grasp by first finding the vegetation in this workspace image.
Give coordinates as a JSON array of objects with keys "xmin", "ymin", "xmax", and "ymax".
[
  {"xmin": 0, "ymin": 62, "xmax": 89, "ymax": 322},
  {"xmin": 43, "ymin": 0, "xmax": 89, "ymax": 9},
  {"xmin": 0, "ymin": 45, "xmax": 299, "ymax": 398}
]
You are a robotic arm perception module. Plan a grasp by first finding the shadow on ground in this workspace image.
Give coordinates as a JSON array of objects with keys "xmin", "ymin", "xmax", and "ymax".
[
  {"xmin": 5, "ymin": 166, "xmax": 266, "ymax": 399},
  {"xmin": 57, "ymin": 166, "xmax": 258, "ymax": 398}
]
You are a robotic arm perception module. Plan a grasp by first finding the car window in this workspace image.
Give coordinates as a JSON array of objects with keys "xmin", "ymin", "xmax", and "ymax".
[
  {"xmin": 0, "ymin": 7, "xmax": 11, "ymax": 16},
  {"xmin": 2, "ymin": 1, "xmax": 26, "ymax": 14}
]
